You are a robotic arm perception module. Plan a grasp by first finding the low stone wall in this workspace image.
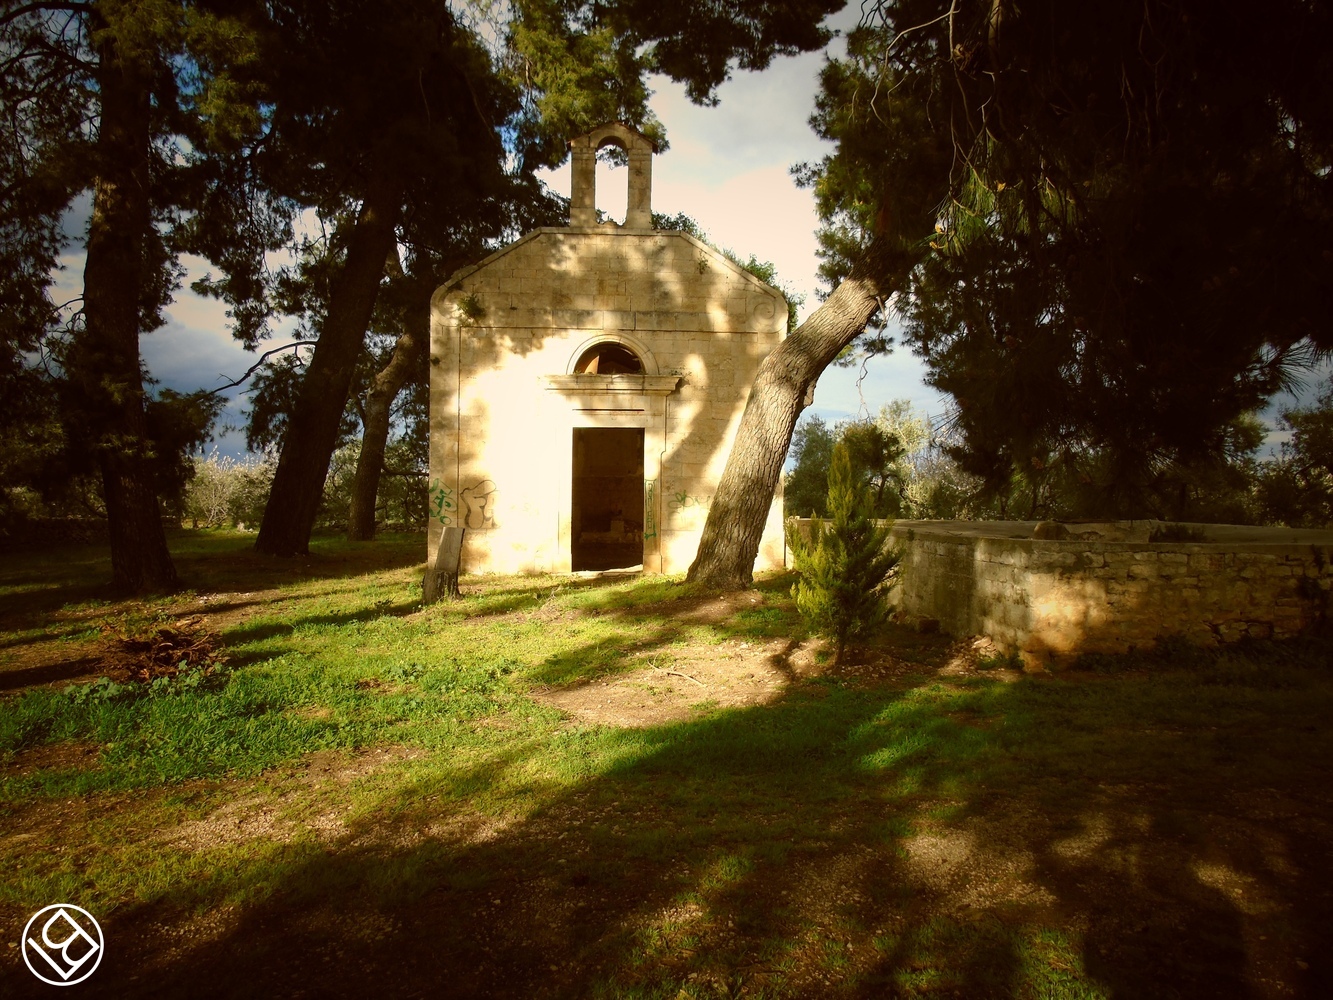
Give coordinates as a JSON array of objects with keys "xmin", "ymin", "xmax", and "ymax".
[
  {"xmin": 890, "ymin": 520, "xmax": 1333, "ymax": 666},
  {"xmin": 788, "ymin": 518, "xmax": 1333, "ymax": 667}
]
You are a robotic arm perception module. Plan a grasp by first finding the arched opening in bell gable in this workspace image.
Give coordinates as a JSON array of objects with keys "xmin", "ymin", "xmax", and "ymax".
[{"xmin": 594, "ymin": 142, "xmax": 628, "ymax": 227}]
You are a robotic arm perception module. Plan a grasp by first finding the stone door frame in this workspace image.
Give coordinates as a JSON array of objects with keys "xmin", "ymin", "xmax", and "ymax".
[{"xmin": 544, "ymin": 373, "xmax": 680, "ymax": 573}]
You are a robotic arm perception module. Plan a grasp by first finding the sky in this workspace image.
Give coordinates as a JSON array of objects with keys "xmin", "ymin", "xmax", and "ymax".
[{"xmin": 50, "ymin": 12, "xmax": 1318, "ymax": 460}]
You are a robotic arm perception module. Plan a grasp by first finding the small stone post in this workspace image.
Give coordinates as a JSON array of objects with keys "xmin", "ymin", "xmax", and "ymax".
[
  {"xmin": 423, "ymin": 526, "xmax": 466, "ymax": 603},
  {"xmin": 569, "ymin": 141, "xmax": 597, "ymax": 227}
]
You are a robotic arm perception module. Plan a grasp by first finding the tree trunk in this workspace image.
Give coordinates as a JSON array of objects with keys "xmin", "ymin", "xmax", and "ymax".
[
  {"xmin": 346, "ymin": 297, "xmax": 427, "ymax": 541},
  {"xmin": 68, "ymin": 27, "xmax": 178, "ymax": 593},
  {"xmin": 254, "ymin": 175, "xmax": 403, "ymax": 556},
  {"xmin": 686, "ymin": 237, "xmax": 915, "ymax": 590}
]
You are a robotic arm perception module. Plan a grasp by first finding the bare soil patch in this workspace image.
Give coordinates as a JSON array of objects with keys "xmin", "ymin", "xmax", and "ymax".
[
  {"xmin": 161, "ymin": 747, "xmax": 426, "ymax": 851},
  {"xmin": 1, "ymin": 740, "xmax": 100, "ymax": 778},
  {"xmin": 532, "ymin": 619, "xmax": 992, "ymax": 730},
  {"xmin": 534, "ymin": 636, "xmax": 811, "ymax": 727}
]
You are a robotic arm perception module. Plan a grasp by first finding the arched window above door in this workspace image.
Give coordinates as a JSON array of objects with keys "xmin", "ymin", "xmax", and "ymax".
[{"xmin": 573, "ymin": 342, "xmax": 645, "ymax": 375}]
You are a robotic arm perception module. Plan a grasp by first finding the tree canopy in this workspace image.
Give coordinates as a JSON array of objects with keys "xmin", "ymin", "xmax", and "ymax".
[
  {"xmin": 800, "ymin": 0, "xmax": 1333, "ymax": 514},
  {"xmin": 1255, "ymin": 379, "xmax": 1333, "ymax": 528},
  {"xmin": 785, "ymin": 413, "xmax": 908, "ymax": 520},
  {"xmin": 688, "ymin": 0, "xmax": 1333, "ymax": 588}
]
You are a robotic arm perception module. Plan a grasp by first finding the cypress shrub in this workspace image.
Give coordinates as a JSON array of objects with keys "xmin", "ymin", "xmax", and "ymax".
[{"xmin": 787, "ymin": 442, "xmax": 902, "ymax": 663}]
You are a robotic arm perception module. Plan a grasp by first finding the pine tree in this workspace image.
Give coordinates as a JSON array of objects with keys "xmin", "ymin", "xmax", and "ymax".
[
  {"xmin": 1, "ymin": 0, "xmax": 273, "ymax": 591},
  {"xmin": 690, "ymin": 0, "xmax": 1333, "ymax": 587},
  {"xmin": 788, "ymin": 442, "xmax": 901, "ymax": 665}
]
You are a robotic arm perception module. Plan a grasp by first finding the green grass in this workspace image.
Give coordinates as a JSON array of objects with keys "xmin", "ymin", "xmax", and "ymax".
[{"xmin": 1, "ymin": 530, "xmax": 1331, "ymax": 997}]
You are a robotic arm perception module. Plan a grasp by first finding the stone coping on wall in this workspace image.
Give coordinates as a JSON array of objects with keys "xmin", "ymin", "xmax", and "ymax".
[{"xmin": 888, "ymin": 518, "xmax": 1333, "ymax": 548}]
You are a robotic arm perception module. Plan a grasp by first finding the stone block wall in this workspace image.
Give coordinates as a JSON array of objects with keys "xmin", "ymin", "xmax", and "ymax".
[{"xmin": 791, "ymin": 519, "xmax": 1333, "ymax": 667}]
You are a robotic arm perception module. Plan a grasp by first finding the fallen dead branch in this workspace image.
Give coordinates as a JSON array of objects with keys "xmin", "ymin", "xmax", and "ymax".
[{"xmin": 660, "ymin": 669, "xmax": 705, "ymax": 687}]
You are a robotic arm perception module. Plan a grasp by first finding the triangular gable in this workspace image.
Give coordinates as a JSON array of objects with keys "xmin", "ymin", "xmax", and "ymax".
[{"xmin": 436, "ymin": 228, "xmax": 787, "ymax": 308}]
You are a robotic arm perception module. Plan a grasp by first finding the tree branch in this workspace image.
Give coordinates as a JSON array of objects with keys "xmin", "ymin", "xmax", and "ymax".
[
  {"xmin": 0, "ymin": 2, "xmax": 90, "ymax": 28},
  {"xmin": 32, "ymin": 33, "xmax": 94, "ymax": 70},
  {"xmin": 207, "ymin": 340, "xmax": 317, "ymax": 395}
]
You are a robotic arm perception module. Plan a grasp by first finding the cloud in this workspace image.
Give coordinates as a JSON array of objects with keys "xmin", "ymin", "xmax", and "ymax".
[
  {"xmin": 141, "ymin": 297, "xmax": 265, "ymax": 460},
  {"xmin": 646, "ymin": 60, "xmax": 833, "ymax": 181},
  {"xmin": 141, "ymin": 317, "xmax": 251, "ymax": 394}
]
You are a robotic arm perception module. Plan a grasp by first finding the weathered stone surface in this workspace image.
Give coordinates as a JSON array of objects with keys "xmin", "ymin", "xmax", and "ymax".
[
  {"xmin": 429, "ymin": 127, "xmax": 787, "ymax": 576},
  {"xmin": 1033, "ymin": 519, "xmax": 1153, "ymax": 542},
  {"xmin": 796, "ymin": 518, "xmax": 1333, "ymax": 667}
]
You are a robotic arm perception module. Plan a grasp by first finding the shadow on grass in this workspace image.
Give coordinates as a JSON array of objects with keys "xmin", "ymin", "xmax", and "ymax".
[
  {"xmin": 0, "ymin": 532, "xmax": 427, "ymax": 688},
  {"xmin": 170, "ymin": 531, "xmax": 426, "ymax": 594},
  {"xmin": 0, "ymin": 656, "xmax": 101, "ymax": 694},
  {"xmin": 528, "ymin": 617, "xmax": 693, "ymax": 687},
  {"xmin": 442, "ymin": 577, "xmax": 614, "ymax": 621},
  {"xmin": 522, "ymin": 572, "xmax": 813, "ymax": 687},
  {"xmin": 0, "ymin": 531, "xmax": 424, "ymax": 625},
  {"xmin": 24, "ymin": 651, "xmax": 1331, "ymax": 1000},
  {"xmin": 439, "ymin": 572, "xmax": 686, "ymax": 623}
]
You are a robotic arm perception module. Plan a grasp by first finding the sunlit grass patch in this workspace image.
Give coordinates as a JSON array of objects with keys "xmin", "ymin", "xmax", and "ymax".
[{"xmin": 728, "ymin": 605, "xmax": 793, "ymax": 637}]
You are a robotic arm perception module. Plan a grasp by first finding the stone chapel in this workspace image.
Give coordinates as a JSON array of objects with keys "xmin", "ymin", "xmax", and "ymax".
[{"xmin": 427, "ymin": 123, "xmax": 787, "ymax": 575}]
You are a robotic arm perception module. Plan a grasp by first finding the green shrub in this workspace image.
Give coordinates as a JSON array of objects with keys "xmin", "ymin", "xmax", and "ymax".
[
  {"xmin": 787, "ymin": 443, "xmax": 902, "ymax": 663},
  {"xmin": 976, "ymin": 650, "xmax": 1023, "ymax": 671}
]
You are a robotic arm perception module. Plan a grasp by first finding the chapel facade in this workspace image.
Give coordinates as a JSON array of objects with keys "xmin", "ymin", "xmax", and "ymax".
[{"xmin": 427, "ymin": 123, "xmax": 787, "ymax": 575}]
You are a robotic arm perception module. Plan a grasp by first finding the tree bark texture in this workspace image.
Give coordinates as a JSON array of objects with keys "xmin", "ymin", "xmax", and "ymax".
[
  {"xmin": 686, "ymin": 237, "xmax": 915, "ymax": 590},
  {"xmin": 346, "ymin": 296, "xmax": 426, "ymax": 541},
  {"xmin": 68, "ymin": 29, "xmax": 178, "ymax": 592},
  {"xmin": 255, "ymin": 175, "xmax": 404, "ymax": 556}
]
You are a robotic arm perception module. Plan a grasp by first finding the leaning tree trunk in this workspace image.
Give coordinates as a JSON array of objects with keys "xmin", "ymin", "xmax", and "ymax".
[
  {"xmin": 68, "ymin": 28, "xmax": 178, "ymax": 592},
  {"xmin": 346, "ymin": 297, "xmax": 426, "ymax": 541},
  {"xmin": 254, "ymin": 175, "xmax": 403, "ymax": 557},
  {"xmin": 687, "ymin": 237, "xmax": 916, "ymax": 589}
]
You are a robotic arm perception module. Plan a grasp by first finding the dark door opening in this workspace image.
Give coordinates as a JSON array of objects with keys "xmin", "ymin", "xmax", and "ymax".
[{"xmin": 572, "ymin": 427, "xmax": 644, "ymax": 571}]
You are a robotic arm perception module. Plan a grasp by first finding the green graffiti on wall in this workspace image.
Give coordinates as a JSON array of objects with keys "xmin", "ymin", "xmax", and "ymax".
[
  {"xmin": 668, "ymin": 492, "xmax": 712, "ymax": 512},
  {"xmin": 428, "ymin": 479, "xmax": 456, "ymax": 526}
]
